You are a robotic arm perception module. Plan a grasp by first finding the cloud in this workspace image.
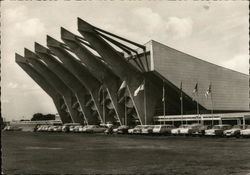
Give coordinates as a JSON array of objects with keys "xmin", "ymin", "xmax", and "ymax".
[
  {"xmin": 132, "ymin": 7, "xmax": 193, "ymax": 40},
  {"xmin": 222, "ymin": 54, "xmax": 248, "ymax": 74},
  {"xmin": 15, "ymin": 18, "xmax": 45, "ymax": 37},
  {"xmin": 5, "ymin": 5, "xmax": 27, "ymax": 23},
  {"xmin": 4, "ymin": 5, "xmax": 45, "ymax": 37},
  {"xmin": 166, "ymin": 17, "xmax": 193, "ymax": 39}
]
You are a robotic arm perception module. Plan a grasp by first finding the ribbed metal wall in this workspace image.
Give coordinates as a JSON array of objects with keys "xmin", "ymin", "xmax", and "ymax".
[{"xmin": 151, "ymin": 40, "xmax": 249, "ymax": 111}]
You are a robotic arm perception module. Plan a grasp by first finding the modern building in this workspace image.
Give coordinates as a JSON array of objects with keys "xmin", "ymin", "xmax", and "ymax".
[{"xmin": 15, "ymin": 18, "xmax": 250, "ymax": 126}]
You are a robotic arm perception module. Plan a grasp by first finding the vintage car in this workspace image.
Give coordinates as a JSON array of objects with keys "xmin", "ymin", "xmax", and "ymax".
[
  {"xmin": 47, "ymin": 125, "xmax": 55, "ymax": 132},
  {"xmin": 171, "ymin": 124, "xmax": 191, "ymax": 135},
  {"xmin": 85, "ymin": 125, "xmax": 107, "ymax": 133},
  {"xmin": 73, "ymin": 125, "xmax": 82, "ymax": 133},
  {"xmin": 205, "ymin": 124, "xmax": 232, "ymax": 136},
  {"xmin": 62, "ymin": 123, "xmax": 81, "ymax": 132},
  {"xmin": 153, "ymin": 125, "xmax": 176, "ymax": 135},
  {"xmin": 132, "ymin": 125, "xmax": 145, "ymax": 134},
  {"xmin": 223, "ymin": 125, "xmax": 243, "ymax": 137},
  {"xmin": 53, "ymin": 126, "xmax": 62, "ymax": 132},
  {"xmin": 3, "ymin": 125, "xmax": 22, "ymax": 131},
  {"xmin": 117, "ymin": 125, "xmax": 130, "ymax": 134},
  {"xmin": 191, "ymin": 125, "xmax": 212, "ymax": 136},
  {"xmin": 240, "ymin": 125, "xmax": 250, "ymax": 137},
  {"xmin": 179, "ymin": 123, "xmax": 203, "ymax": 135},
  {"xmin": 141, "ymin": 125, "xmax": 155, "ymax": 135}
]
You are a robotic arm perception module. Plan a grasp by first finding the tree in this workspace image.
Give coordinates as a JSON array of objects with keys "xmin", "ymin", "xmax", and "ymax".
[{"xmin": 31, "ymin": 113, "xmax": 55, "ymax": 121}]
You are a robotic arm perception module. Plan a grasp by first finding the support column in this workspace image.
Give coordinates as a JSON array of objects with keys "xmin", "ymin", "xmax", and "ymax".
[
  {"xmin": 34, "ymin": 43, "xmax": 100, "ymax": 124},
  {"xmin": 78, "ymin": 18, "xmax": 161, "ymax": 125},
  {"xmin": 58, "ymin": 31, "xmax": 124, "ymax": 125},
  {"xmin": 24, "ymin": 49, "xmax": 85, "ymax": 124},
  {"xmin": 15, "ymin": 54, "xmax": 72, "ymax": 124}
]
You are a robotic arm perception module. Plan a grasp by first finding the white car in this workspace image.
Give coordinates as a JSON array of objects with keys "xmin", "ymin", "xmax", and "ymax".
[
  {"xmin": 240, "ymin": 125, "xmax": 250, "ymax": 137},
  {"xmin": 179, "ymin": 123, "xmax": 203, "ymax": 135},
  {"xmin": 47, "ymin": 126, "xmax": 55, "ymax": 132},
  {"xmin": 141, "ymin": 125, "xmax": 154, "ymax": 135},
  {"xmin": 62, "ymin": 123, "xmax": 81, "ymax": 132},
  {"xmin": 223, "ymin": 125, "xmax": 243, "ymax": 137},
  {"xmin": 205, "ymin": 124, "xmax": 232, "ymax": 136},
  {"xmin": 128, "ymin": 128, "xmax": 134, "ymax": 134},
  {"xmin": 132, "ymin": 125, "xmax": 145, "ymax": 134},
  {"xmin": 54, "ymin": 126, "xmax": 62, "ymax": 132},
  {"xmin": 171, "ymin": 124, "xmax": 191, "ymax": 135},
  {"xmin": 153, "ymin": 125, "xmax": 175, "ymax": 135},
  {"xmin": 85, "ymin": 125, "xmax": 107, "ymax": 133}
]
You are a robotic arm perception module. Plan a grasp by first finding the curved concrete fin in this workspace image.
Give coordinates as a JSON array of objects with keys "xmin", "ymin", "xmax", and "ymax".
[
  {"xmin": 46, "ymin": 36, "xmax": 105, "ymax": 123},
  {"xmin": 77, "ymin": 21, "xmax": 164, "ymax": 125},
  {"xmin": 15, "ymin": 53, "xmax": 28, "ymax": 64},
  {"xmin": 77, "ymin": 17, "xmax": 95, "ymax": 33},
  {"xmin": 34, "ymin": 42, "xmax": 51, "ymax": 55},
  {"xmin": 15, "ymin": 56, "xmax": 72, "ymax": 123},
  {"xmin": 61, "ymin": 27, "xmax": 77, "ymax": 41},
  {"xmin": 35, "ymin": 43, "xmax": 100, "ymax": 124},
  {"xmin": 61, "ymin": 29, "xmax": 125, "ymax": 125},
  {"xmin": 25, "ymin": 49, "xmax": 85, "ymax": 124}
]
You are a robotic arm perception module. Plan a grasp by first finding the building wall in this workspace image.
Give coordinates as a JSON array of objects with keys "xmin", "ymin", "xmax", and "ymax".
[{"xmin": 151, "ymin": 40, "xmax": 249, "ymax": 111}]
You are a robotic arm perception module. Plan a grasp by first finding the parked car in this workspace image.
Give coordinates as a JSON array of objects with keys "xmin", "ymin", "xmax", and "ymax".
[
  {"xmin": 3, "ymin": 125, "xmax": 22, "ymax": 131},
  {"xmin": 192, "ymin": 125, "xmax": 212, "ymax": 136},
  {"xmin": 47, "ymin": 125, "xmax": 55, "ymax": 132},
  {"xmin": 132, "ymin": 125, "xmax": 145, "ymax": 135},
  {"xmin": 85, "ymin": 125, "xmax": 107, "ymax": 133},
  {"xmin": 79, "ymin": 125, "xmax": 88, "ymax": 133},
  {"xmin": 62, "ymin": 123, "xmax": 81, "ymax": 132},
  {"xmin": 171, "ymin": 124, "xmax": 190, "ymax": 135},
  {"xmin": 205, "ymin": 124, "xmax": 232, "ymax": 136},
  {"xmin": 43, "ymin": 125, "xmax": 49, "ymax": 132},
  {"xmin": 141, "ymin": 125, "xmax": 155, "ymax": 135},
  {"xmin": 73, "ymin": 125, "xmax": 82, "ymax": 133},
  {"xmin": 153, "ymin": 125, "xmax": 175, "ymax": 135},
  {"xmin": 117, "ymin": 125, "xmax": 130, "ymax": 134},
  {"xmin": 53, "ymin": 126, "xmax": 62, "ymax": 132},
  {"xmin": 179, "ymin": 123, "xmax": 203, "ymax": 135},
  {"xmin": 240, "ymin": 125, "xmax": 250, "ymax": 137},
  {"xmin": 223, "ymin": 125, "xmax": 243, "ymax": 137}
]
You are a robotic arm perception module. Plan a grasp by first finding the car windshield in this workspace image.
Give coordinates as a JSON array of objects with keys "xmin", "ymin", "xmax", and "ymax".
[
  {"xmin": 180, "ymin": 125, "xmax": 190, "ymax": 128},
  {"xmin": 154, "ymin": 125, "xmax": 161, "ymax": 129},
  {"xmin": 134, "ymin": 125, "xmax": 142, "ymax": 129},
  {"xmin": 222, "ymin": 125, "xmax": 231, "ymax": 130},
  {"xmin": 233, "ymin": 125, "xmax": 241, "ymax": 129},
  {"xmin": 212, "ymin": 125, "xmax": 221, "ymax": 129}
]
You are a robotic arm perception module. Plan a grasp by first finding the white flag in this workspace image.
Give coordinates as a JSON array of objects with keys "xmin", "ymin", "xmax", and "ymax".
[
  {"xmin": 134, "ymin": 83, "xmax": 144, "ymax": 96},
  {"xmin": 118, "ymin": 81, "xmax": 126, "ymax": 92}
]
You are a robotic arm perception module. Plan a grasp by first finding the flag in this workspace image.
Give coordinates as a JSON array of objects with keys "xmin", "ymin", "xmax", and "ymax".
[
  {"xmin": 180, "ymin": 82, "xmax": 183, "ymax": 101},
  {"xmin": 162, "ymin": 84, "xmax": 165, "ymax": 102},
  {"xmin": 118, "ymin": 81, "xmax": 126, "ymax": 92},
  {"xmin": 193, "ymin": 83, "xmax": 198, "ymax": 94},
  {"xmin": 192, "ymin": 83, "xmax": 198, "ymax": 101},
  {"xmin": 134, "ymin": 82, "xmax": 144, "ymax": 96},
  {"xmin": 205, "ymin": 84, "xmax": 212, "ymax": 98}
]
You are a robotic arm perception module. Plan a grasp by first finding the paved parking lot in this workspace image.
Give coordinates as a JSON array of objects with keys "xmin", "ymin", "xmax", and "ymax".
[{"xmin": 2, "ymin": 132, "xmax": 250, "ymax": 175}]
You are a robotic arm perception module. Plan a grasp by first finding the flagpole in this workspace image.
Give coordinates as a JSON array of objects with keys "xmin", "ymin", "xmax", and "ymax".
[
  {"xmin": 180, "ymin": 82, "xmax": 183, "ymax": 125},
  {"xmin": 196, "ymin": 84, "xmax": 200, "ymax": 124},
  {"xmin": 144, "ymin": 79, "xmax": 147, "ymax": 125},
  {"xmin": 125, "ymin": 96, "xmax": 127, "ymax": 126},
  {"xmin": 163, "ymin": 82, "xmax": 166, "ymax": 118},
  {"xmin": 103, "ymin": 88, "xmax": 105, "ymax": 124},
  {"xmin": 210, "ymin": 84, "xmax": 214, "ymax": 126}
]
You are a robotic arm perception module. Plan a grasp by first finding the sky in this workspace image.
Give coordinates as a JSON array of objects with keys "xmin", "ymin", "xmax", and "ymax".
[{"xmin": 1, "ymin": 1, "xmax": 249, "ymax": 121}]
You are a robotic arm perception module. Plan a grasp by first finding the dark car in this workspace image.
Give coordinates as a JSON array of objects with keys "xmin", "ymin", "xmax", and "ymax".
[{"xmin": 117, "ymin": 125, "xmax": 130, "ymax": 134}]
